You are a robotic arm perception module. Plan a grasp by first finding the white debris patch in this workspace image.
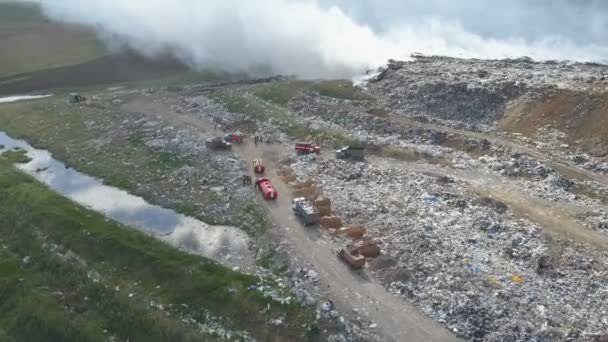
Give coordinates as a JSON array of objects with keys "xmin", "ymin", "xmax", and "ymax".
[{"xmin": 165, "ymin": 221, "xmax": 253, "ymax": 270}]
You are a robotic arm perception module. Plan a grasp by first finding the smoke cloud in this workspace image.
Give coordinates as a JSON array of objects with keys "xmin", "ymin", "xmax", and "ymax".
[{"xmin": 37, "ymin": 0, "xmax": 608, "ymax": 79}]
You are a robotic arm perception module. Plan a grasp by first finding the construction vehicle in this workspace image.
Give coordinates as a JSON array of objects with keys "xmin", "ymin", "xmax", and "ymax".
[
  {"xmin": 206, "ymin": 137, "xmax": 231, "ymax": 149},
  {"xmin": 291, "ymin": 197, "xmax": 320, "ymax": 225},
  {"xmin": 338, "ymin": 245, "xmax": 366, "ymax": 269},
  {"xmin": 255, "ymin": 177, "xmax": 278, "ymax": 200},
  {"xmin": 67, "ymin": 93, "xmax": 85, "ymax": 104},
  {"xmin": 335, "ymin": 146, "xmax": 364, "ymax": 160},
  {"xmin": 224, "ymin": 132, "xmax": 245, "ymax": 144},
  {"xmin": 295, "ymin": 142, "xmax": 321, "ymax": 155},
  {"xmin": 253, "ymin": 159, "xmax": 265, "ymax": 174}
]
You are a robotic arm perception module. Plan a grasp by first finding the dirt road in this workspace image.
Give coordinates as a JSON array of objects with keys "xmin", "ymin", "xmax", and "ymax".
[
  {"xmin": 392, "ymin": 116, "xmax": 608, "ymax": 186},
  {"xmin": 234, "ymin": 143, "xmax": 459, "ymax": 342}
]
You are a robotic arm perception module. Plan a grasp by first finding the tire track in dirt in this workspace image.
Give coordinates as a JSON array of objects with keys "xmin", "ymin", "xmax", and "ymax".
[
  {"xmin": 372, "ymin": 157, "xmax": 608, "ymax": 251},
  {"xmin": 393, "ymin": 116, "xmax": 608, "ymax": 186}
]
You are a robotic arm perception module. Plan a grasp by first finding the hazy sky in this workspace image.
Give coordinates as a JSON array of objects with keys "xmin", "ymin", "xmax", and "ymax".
[
  {"xmin": 320, "ymin": 0, "xmax": 608, "ymax": 43},
  {"xmin": 37, "ymin": 0, "xmax": 608, "ymax": 78}
]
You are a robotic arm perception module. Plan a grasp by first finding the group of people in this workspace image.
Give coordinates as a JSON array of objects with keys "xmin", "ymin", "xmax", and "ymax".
[
  {"xmin": 254, "ymin": 135, "xmax": 270, "ymax": 146},
  {"xmin": 242, "ymin": 174, "xmax": 253, "ymax": 185}
]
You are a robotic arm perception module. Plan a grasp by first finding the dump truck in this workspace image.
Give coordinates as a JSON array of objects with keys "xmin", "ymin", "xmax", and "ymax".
[
  {"xmin": 291, "ymin": 197, "xmax": 320, "ymax": 225},
  {"xmin": 224, "ymin": 132, "xmax": 244, "ymax": 144},
  {"xmin": 206, "ymin": 137, "xmax": 231, "ymax": 149},
  {"xmin": 295, "ymin": 142, "xmax": 321, "ymax": 155},
  {"xmin": 338, "ymin": 245, "xmax": 366, "ymax": 269},
  {"xmin": 253, "ymin": 159, "xmax": 266, "ymax": 174},
  {"xmin": 256, "ymin": 177, "xmax": 278, "ymax": 200},
  {"xmin": 336, "ymin": 146, "xmax": 364, "ymax": 160}
]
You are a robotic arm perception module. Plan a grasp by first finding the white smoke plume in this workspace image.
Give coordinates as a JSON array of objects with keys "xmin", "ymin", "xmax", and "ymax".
[{"xmin": 37, "ymin": 0, "xmax": 608, "ymax": 79}]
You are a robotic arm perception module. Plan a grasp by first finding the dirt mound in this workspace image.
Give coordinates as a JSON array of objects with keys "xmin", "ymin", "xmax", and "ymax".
[
  {"xmin": 346, "ymin": 224, "xmax": 366, "ymax": 240},
  {"xmin": 319, "ymin": 216, "xmax": 343, "ymax": 229},
  {"xmin": 499, "ymin": 90, "xmax": 608, "ymax": 157}
]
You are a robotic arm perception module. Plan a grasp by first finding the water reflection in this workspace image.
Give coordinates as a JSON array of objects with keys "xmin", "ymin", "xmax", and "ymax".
[
  {"xmin": 0, "ymin": 95, "xmax": 52, "ymax": 103},
  {"xmin": 0, "ymin": 131, "xmax": 251, "ymax": 269}
]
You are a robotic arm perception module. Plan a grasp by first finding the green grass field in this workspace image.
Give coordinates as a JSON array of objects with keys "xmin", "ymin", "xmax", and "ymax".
[
  {"xmin": 0, "ymin": 158, "xmax": 321, "ymax": 341},
  {"xmin": 0, "ymin": 2, "xmax": 107, "ymax": 78}
]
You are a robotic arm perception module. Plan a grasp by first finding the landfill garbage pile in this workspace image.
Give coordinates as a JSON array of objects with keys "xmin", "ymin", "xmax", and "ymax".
[
  {"xmin": 288, "ymin": 93, "xmax": 436, "ymax": 145},
  {"xmin": 290, "ymin": 158, "xmax": 608, "ymax": 341},
  {"xmin": 577, "ymin": 209, "xmax": 608, "ymax": 237},
  {"xmin": 123, "ymin": 113, "xmax": 255, "ymax": 225},
  {"xmin": 366, "ymin": 56, "xmax": 608, "ymax": 125},
  {"xmin": 188, "ymin": 93, "xmax": 291, "ymax": 145},
  {"xmin": 287, "ymin": 92, "xmax": 600, "ymax": 208}
]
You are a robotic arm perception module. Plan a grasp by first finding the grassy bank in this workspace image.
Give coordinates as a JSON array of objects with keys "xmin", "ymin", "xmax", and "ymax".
[{"xmin": 0, "ymin": 159, "xmax": 320, "ymax": 341}]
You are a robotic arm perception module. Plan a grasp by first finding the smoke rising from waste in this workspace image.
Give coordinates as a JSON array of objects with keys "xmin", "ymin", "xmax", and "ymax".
[{"xmin": 38, "ymin": 0, "xmax": 608, "ymax": 78}]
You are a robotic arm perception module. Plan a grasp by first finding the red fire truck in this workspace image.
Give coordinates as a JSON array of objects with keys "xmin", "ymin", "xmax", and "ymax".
[
  {"xmin": 295, "ymin": 142, "xmax": 321, "ymax": 154},
  {"xmin": 255, "ymin": 177, "xmax": 278, "ymax": 200}
]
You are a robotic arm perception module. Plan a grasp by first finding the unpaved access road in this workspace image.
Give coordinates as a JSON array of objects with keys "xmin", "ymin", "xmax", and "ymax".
[
  {"xmin": 392, "ymin": 115, "xmax": 608, "ymax": 186},
  {"xmin": 233, "ymin": 143, "xmax": 459, "ymax": 342}
]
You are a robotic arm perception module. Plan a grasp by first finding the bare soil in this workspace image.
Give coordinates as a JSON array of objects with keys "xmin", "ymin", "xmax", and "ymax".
[{"xmin": 500, "ymin": 90, "xmax": 608, "ymax": 157}]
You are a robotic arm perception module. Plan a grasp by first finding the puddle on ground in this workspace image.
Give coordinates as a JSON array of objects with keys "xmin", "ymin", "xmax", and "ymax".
[
  {"xmin": 0, "ymin": 102, "xmax": 251, "ymax": 269},
  {"xmin": 0, "ymin": 95, "xmax": 52, "ymax": 103}
]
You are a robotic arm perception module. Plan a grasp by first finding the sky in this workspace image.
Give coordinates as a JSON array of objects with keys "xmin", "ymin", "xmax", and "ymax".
[{"xmin": 36, "ymin": 0, "xmax": 608, "ymax": 78}]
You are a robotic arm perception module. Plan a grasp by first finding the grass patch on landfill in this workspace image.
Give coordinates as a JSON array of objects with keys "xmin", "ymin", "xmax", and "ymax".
[
  {"xmin": 0, "ymin": 159, "xmax": 323, "ymax": 341},
  {"xmin": 0, "ymin": 149, "xmax": 31, "ymax": 164},
  {"xmin": 571, "ymin": 183, "xmax": 608, "ymax": 205},
  {"xmin": 210, "ymin": 90, "xmax": 360, "ymax": 148},
  {"xmin": 254, "ymin": 80, "xmax": 373, "ymax": 106}
]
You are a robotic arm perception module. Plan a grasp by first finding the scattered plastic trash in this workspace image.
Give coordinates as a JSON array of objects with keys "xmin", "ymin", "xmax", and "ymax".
[{"xmin": 510, "ymin": 275, "xmax": 525, "ymax": 285}]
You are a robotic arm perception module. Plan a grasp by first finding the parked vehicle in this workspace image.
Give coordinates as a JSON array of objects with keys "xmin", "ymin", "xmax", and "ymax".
[
  {"xmin": 224, "ymin": 132, "xmax": 245, "ymax": 144},
  {"xmin": 255, "ymin": 177, "xmax": 278, "ymax": 200},
  {"xmin": 295, "ymin": 142, "xmax": 321, "ymax": 154},
  {"xmin": 206, "ymin": 137, "xmax": 231, "ymax": 149},
  {"xmin": 291, "ymin": 197, "xmax": 320, "ymax": 225},
  {"xmin": 336, "ymin": 146, "xmax": 364, "ymax": 160}
]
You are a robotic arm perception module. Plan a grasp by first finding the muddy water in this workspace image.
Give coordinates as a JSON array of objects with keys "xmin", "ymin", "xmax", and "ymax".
[
  {"xmin": 0, "ymin": 95, "xmax": 52, "ymax": 103},
  {"xmin": 0, "ymin": 129, "xmax": 252, "ymax": 269}
]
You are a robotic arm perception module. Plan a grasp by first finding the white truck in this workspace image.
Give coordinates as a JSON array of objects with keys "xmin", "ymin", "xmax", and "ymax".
[{"xmin": 291, "ymin": 197, "xmax": 320, "ymax": 226}]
